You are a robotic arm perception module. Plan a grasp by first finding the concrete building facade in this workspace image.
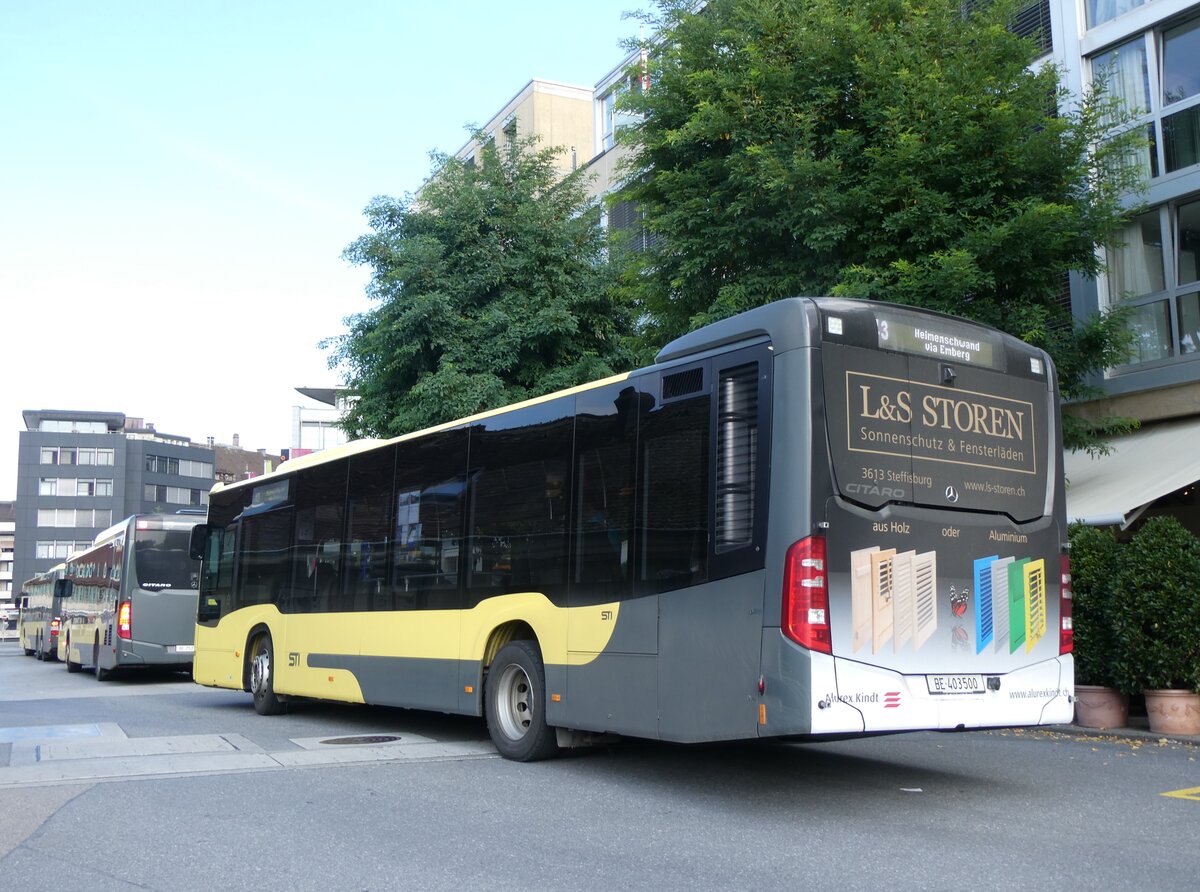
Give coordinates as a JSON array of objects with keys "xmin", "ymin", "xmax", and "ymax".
[{"xmin": 12, "ymin": 410, "xmax": 217, "ymax": 592}]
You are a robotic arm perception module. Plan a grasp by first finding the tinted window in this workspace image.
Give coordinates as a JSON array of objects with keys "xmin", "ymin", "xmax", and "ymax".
[
  {"xmin": 573, "ymin": 382, "xmax": 641, "ymax": 601},
  {"xmin": 238, "ymin": 509, "xmax": 293, "ymax": 607},
  {"xmin": 467, "ymin": 399, "xmax": 574, "ymax": 605},
  {"xmin": 639, "ymin": 376, "xmax": 710, "ymax": 592},
  {"xmin": 393, "ymin": 429, "xmax": 468, "ymax": 610},
  {"xmin": 345, "ymin": 447, "xmax": 395, "ymax": 611},
  {"xmin": 290, "ymin": 462, "xmax": 347, "ymax": 613},
  {"xmin": 134, "ymin": 529, "xmax": 201, "ymax": 591}
]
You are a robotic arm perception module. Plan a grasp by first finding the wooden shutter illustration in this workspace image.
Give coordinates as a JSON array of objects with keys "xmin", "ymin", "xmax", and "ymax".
[
  {"xmin": 912, "ymin": 551, "xmax": 938, "ymax": 651},
  {"xmin": 871, "ymin": 548, "xmax": 897, "ymax": 654},
  {"xmin": 973, "ymin": 555, "xmax": 999, "ymax": 654},
  {"xmin": 851, "ymin": 546, "xmax": 880, "ymax": 653},
  {"xmin": 892, "ymin": 550, "xmax": 916, "ymax": 652}
]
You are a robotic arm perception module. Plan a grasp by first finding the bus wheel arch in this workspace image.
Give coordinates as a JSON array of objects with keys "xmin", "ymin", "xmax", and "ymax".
[{"xmin": 484, "ymin": 636, "xmax": 560, "ymax": 762}]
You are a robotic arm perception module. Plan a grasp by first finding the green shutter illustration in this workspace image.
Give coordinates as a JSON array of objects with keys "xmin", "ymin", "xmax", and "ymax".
[{"xmin": 1008, "ymin": 557, "xmax": 1030, "ymax": 654}]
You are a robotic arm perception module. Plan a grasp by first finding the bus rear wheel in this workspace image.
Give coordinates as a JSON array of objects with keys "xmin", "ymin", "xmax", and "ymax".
[
  {"xmin": 249, "ymin": 634, "xmax": 287, "ymax": 716},
  {"xmin": 485, "ymin": 640, "xmax": 559, "ymax": 762}
]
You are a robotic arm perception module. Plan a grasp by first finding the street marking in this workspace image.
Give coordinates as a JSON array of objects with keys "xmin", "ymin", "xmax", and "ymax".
[{"xmin": 1161, "ymin": 786, "xmax": 1200, "ymax": 801}]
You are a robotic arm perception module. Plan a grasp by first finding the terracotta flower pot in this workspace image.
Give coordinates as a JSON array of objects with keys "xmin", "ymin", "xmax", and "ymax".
[
  {"xmin": 1144, "ymin": 689, "xmax": 1200, "ymax": 735},
  {"xmin": 1074, "ymin": 685, "xmax": 1130, "ymax": 730}
]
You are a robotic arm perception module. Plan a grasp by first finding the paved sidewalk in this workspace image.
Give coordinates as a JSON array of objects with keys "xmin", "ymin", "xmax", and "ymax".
[{"xmin": 1048, "ymin": 715, "xmax": 1199, "ymax": 746}]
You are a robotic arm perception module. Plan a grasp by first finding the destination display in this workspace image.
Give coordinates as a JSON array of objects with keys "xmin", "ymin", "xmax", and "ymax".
[{"xmin": 874, "ymin": 308, "xmax": 1003, "ymax": 370}]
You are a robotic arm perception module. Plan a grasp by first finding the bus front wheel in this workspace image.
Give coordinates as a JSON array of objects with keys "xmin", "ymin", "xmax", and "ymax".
[
  {"xmin": 249, "ymin": 634, "xmax": 287, "ymax": 716},
  {"xmin": 485, "ymin": 640, "xmax": 559, "ymax": 762}
]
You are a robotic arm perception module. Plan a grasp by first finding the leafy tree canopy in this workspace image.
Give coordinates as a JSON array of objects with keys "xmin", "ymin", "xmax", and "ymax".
[
  {"xmin": 619, "ymin": 0, "xmax": 1144, "ymax": 450},
  {"xmin": 327, "ymin": 134, "xmax": 632, "ymax": 438}
]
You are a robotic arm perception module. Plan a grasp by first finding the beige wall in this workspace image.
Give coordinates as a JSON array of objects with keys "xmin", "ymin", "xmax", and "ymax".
[{"xmin": 454, "ymin": 80, "xmax": 593, "ymax": 180}]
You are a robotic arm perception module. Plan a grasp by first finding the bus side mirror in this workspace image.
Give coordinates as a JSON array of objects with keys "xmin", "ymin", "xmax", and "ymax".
[{"xmin": 189, "ymin": 524, "xmax": 211, "ymax": 561}]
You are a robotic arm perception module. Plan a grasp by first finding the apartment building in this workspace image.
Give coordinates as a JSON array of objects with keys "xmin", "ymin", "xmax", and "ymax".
[{"xmin": 12, "ymin": 409, "xmax": 217, "ymax": 591}]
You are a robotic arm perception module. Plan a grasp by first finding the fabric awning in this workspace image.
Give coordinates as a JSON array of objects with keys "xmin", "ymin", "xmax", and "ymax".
[{"xmin": 1064, "ymin": 417, "xmax": 1200, "ymax": 528}]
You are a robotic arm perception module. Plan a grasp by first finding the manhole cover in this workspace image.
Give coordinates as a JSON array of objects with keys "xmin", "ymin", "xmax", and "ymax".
[{"xmin": 318, "ymin": 735, "xmax": 402, "ymax": 746}]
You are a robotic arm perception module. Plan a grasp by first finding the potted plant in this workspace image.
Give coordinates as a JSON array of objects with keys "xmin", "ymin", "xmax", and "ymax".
[
  {"xmin": 1069, "ymin": 523, "xmax": 1132, "ymax": 729},
  {"xmin": 1113, "ymin": 516, "xmax": 1200, "ymax": 735}
]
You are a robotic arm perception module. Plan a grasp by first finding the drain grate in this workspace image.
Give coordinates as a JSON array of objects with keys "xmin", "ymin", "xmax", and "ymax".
[{"xmin": 318, "ymin": 735, "xmax": 402, "ymax": 746}]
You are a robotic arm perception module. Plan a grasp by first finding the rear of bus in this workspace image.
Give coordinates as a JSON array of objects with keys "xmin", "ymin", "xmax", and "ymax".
[
  {"xmin": 104, "ymin": 515, "xmax": 202, "ymax": 672},
  {"xmin": 770, "ymin": 298, "xmax": 1072, "ymax": 736}
]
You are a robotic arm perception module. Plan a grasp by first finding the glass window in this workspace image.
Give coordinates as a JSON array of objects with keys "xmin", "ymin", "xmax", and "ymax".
[
  {"xmin": 467, "ymin": 400, "xmax": 574, "ymax": 605},
  {"xmin": 1179, "ymin": 292, "xmax": 1200, "ymax": 353},
  {"xmin": 135, "ymin": 528, "xmax": 199, "ymax": 591},
  {"xmin": 290, "ymin": 463, "xmax": 347, "ymax": 614},
  {"xmin": 97, "ymin": 479, "xmax": 113, "ymax": 497},
  {"xmin": 77, "ymin": 448, "xmax": 95, "ymax": 465},
  {"xmin": 574, "ymin": 383, "xmax": 639, "ymax": 601},
  {"xmin": 238, "ymin": 509, "xmax": 293, "ymax": 607},
  {"xmin": 1179, "ymin": 200, "xmax": 1200, "ymax": 286},
  {"xmin": 96, "ymin": 449, "xmax": 114, "ymax": 466},
  {"xmin": 1163, "ymin": 105, "xmax": 1200, "ymax": 173},
  {"xmin": 1093, "ymin": 37, "xmax": 1150, "ymax": 123},
  {"xmin": 40, "ymin": 449, "xmax": 56, "ymax": 465},
  {"xmin": 39, "ymin": 478, "xmax": 57, "ymax": 496},
  {"xmin": 1086, "ymin": 0, "xmax": 1145, "ymax": 30},
  {"xmin": 1163, "ymin": 17, "xmax": 1200, "ymax": 105},
  {"xmin": 345, "ymin": 447, "xmax": 395, "ymax": 612},
  {"xmin": 1107, "ymin": 210, "xmax": 1165, "ymax": 298},
  {"xmin": 639, "ymin": 380, "xmax": 710, "ymax": 593},
  {"xmin": 1127, "ymin": 299, "xmax": 1173, "ymax": 363},
  {"xmin": 393, "ymin": 430, "xmax": 468, "ymax": 610}
]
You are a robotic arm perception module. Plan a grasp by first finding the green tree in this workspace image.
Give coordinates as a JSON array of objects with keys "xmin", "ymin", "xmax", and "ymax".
[
  {"xmin": 619, "ymin": 0, "xmax": 1142, "ymax": 450},
  {"xmin": 326, "ymin": 134, "xmax": 632, "ymax": 438}
]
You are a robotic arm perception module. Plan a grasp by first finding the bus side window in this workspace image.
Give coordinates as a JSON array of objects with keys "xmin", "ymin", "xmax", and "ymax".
[
  {"xmin": 346, "ymin": 446, "xmax": 396, "ymax": 612},
  {"xmin": 639, "ymin": 371, "xmax": 711, "ymax": 593},
  {"xmin": 290, "ymin": 461, "xmax": 347, "ymax": 614}
]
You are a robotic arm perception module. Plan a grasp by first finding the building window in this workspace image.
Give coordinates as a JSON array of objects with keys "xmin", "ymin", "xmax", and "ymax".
[
  {"xmin": 1092, "ymin": 16, "xmax": 1200, "ymax": 180},
  {"xmin": 1086, "ymin": 0, "xmax": 1146, "ymax": 30},
  {"xmin": 1104, "ymin": 198, "xmax": 1200, "ymax": 369},
  {"xmin": 1012, "ymin": 1, "xmax": 1052, "ymax": 56}
]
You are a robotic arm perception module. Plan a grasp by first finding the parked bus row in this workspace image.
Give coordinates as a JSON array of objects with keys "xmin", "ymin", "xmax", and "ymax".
[
  {"xmin": 15, "ymin": 513, "xmax": 202, "ymax": 679},
  {"xmin": 187, "ymin": 297, "xmax": 1074, "ymax": 760}
]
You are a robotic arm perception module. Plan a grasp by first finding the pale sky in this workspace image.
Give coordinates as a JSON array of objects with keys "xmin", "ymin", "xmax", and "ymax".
[{"xmin": 0, "ymin": 0, "xmax": 641, "ymax": 500}]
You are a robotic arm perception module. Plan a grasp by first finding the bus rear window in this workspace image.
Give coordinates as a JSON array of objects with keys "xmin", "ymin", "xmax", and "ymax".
[{"xmin": 135, "ymin": 529, "xmax": 200, "ymax": 590}]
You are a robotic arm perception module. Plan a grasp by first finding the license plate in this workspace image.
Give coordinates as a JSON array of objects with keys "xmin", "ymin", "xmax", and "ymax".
[
  {"xmin": 926, "ymin": 674, "xmax": 984, "ymax": 695},
  {"xmin": 172, "ymin": 644, "xmax": 195, "ymax": 654}
]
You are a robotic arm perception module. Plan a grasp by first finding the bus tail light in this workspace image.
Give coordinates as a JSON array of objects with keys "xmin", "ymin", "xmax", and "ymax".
[
  {"xmin": 782, "ymin": 535, "xmax": 831, "ymax": 654},
  {"xmin": 1059, "ymin": 554, "xmax": 1073, "ymax": 655},
  {"xmin": 50, "ymin": 618, "xmax": 60, "ymax": 637},
  {"xmin": 118, "ymin": 601, "xmax": 132, "ymax": 640}
]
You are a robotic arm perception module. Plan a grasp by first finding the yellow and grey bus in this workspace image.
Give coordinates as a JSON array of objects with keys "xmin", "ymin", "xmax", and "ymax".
[
  {"xmin": 190, "ymin": 297, "xmax": 1074, "ymax": 760},
  {"xmin": 58, "ymin": 514, "xmax": 203, "ymax": 679},
  {"xmin": 18, "ymin": 563, "xmax": 67, "ymax": 660}
]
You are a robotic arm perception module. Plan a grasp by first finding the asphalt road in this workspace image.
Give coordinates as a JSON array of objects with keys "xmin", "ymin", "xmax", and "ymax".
[{"xmin": 1, "ymin": 639, "xmax": 1197, "ymax": 891}]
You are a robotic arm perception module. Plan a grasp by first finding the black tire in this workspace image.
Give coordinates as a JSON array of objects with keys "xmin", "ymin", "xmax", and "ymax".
[
  {"xmin": 23, "ymin": 646, "xmax": 34, "ymax": 657},
  {"xmin": 94, "ymin": 634, "xmax": 113, "ymax": 681},
  {"xmin": 485, "ymin": 640, "xmax": 560, "ymax": 762},
  {"xmin": 249, "ymin": 633, "xmax": 287, "ymax": 715},
  {"xmin": 66, "ymin": 636, "xmax": 81, "ymax": 673},
  {"xmin": 35, "ymin": 634, "xmax": 45, "ymax": 661}
]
